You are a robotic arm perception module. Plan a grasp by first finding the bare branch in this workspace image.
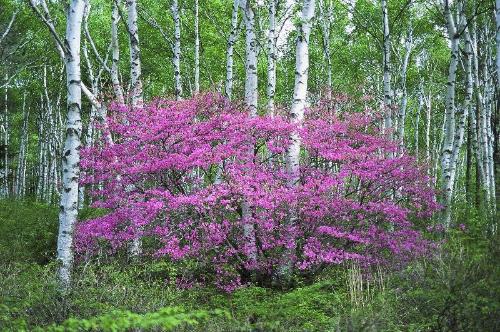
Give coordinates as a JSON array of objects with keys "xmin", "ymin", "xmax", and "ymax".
[
  {"xmin": 28, "ymin": 0, "xmax": 67, "ymax": 58},
  {"xmin": 83, "ymin": 0, "xmax": 111, "ymax": 73},
  {"xmin": 0, "ymin": 9, "xmax": 19, "ymax": 44}
]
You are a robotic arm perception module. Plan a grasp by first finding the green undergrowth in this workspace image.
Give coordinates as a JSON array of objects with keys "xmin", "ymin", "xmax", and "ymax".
[{"xmin": 0, "ymin": 199, "xmax": 498, "ymax": 331}]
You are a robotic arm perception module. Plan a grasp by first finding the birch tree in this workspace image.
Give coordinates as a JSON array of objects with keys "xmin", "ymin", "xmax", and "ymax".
[
  {"xmin": 225, "ymin": 0, "xmax": 240, "ymax": 100},
  {"xmin": 397, "ymin": 29, "xmax": 413, "ymax": 149},
  {"xmin": 240, "ymin": 0, "xmax": 258, "ymax": 116},
  {"xmin": 239, "ymin": 0, "xmax": 259, "ymax": 262},
  {"xmin": 318, "ymin": 0, "xmax": 333, "ymax": 98},
  {"xmin": 1, "ymin": 72, "xmax": 9, "ymax": 198},
  {"xmin": 28, "ymin": 0, "xmax": 88, "ymax": 289},
  {"xmin": 0, "ymin": 11, "xmax": 17, "ymax": 199},
  {"xmin": 15, "ymin": 93, "xmax": 28, "ymax": 198},
  {"xmin": 126, "ymin": 0, "xmax": 143, "ymax": 106},
  {"xmin": 267, "ymin": 0, "xmax": 277, "ymax": 115},
  {"xmin": 111, "ymin": 0, "xmax": 125, "ymax": 103},
  {"xmin": 172, "ymin": 0, "xmax": 182, "ymax": 100},
  {"xmin": 440, "ymin": 0, "xmax": 466, "ymax": 227},
  {"xmin": 194, "ymin": 0, "xmax": 200, "ymax": 94},
  {"xmin": 496, "ymin": 0, "xmax": 500, "ymax": 85},
  {"xmin": 281, "ymin": 0, "xmax": 315, "ymax": 279},
  {"xmin": 381, "ymin": 0, "xmax": 393, "ymax": 136}
]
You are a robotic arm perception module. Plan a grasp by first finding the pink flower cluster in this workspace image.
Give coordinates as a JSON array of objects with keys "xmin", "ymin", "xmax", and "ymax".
[{"xmin": 77, "ymin": 93, "xmax": 440, "ymax": 290}]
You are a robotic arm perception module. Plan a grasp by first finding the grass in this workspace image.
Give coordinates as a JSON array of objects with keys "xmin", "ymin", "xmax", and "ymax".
[{"xmin": 0, "ymin": 199, "xmax": 498, "ymax": 331}]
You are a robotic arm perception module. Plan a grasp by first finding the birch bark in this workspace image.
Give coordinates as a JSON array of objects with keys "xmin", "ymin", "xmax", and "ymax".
[
  {"xmin": 172, "ymin": 0, "xmax": 182, "ymax": 100},
  {"xmin": 440, "ymin": 0, "xmax": 465, "ymax": 227},
  {"xmin": 496, "ymin": 0, "xmax": 500, "ymax": 85},
  {"xmin": 1, "ymin": 72, "xmax": 8, "ymax": 198},
  {"xmin": 318, "ymin": 0, "xmax": 332, "ymax": 98},
  {"xmin": 15, "ymin": 93, "xmax": 28, "ymax": 198},
  {"xmin": 112, "ymin": 0, "xmax": 125, "ymax": 103},
  {"xmin": 267, "ymin": 0, "xmax": 277, "ymax": 115},
  {"xmin": 126, "ymin": 0, "xmax": 143, "ymax": 106},
  {"xmin": 225, "ymin": 0, "xmax": 240, "ymax": 100},
  {"xmin": 240, "ymin": 0, "xmax": 258, "ymax": 116},
  {"xmin": 194, "ymin": 0, "xmax": 200, "ymax": 94},
  {"xmin": 281, "ymin": 0, "xmax": 315, "ymax": 278},
  {"xmin": 57, "ymin": 0, "xmax": 85, "ymax": 290},
  {"xmin": 398, "ymin": 30, "xmax": 412, "ymax": 150},
  {"xmin": 381, "ymin": 0, "xmax": 392, "ymax": 137}
]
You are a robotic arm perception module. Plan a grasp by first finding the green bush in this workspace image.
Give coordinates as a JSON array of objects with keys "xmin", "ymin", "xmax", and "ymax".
[
  {"xmin": 1, "ymin": 199, "xmax": 499, "ymax": 331},
  {"xmin": 0, "ymin": 199, "xmax": 58, "ymax": 264},
  {"xmin": 41, "ymin": 307, "xmax": 223, "ymax": 332}
]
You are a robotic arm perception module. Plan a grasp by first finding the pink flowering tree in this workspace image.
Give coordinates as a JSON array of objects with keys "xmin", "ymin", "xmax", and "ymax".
[{"xmin": 77, "ymin": 93, "xmax": 439, "ymax": 291}]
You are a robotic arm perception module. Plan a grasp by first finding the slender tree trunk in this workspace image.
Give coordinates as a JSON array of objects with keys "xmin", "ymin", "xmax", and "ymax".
[
  {"xmin": 381, "ymin": 0, "xmax": 392, "ymax": 137},
  {"xmin": 440, "ymin": 0, "xmax": 464, "ymax": 227},
  {"xmin": 239, "ymin": 0, "xmax": 258, "ymax": 263},
  {"xmin": 398, "ymin": 30, "xmax": 412, "ymax": 150},
  {"xmin": 57, "ymin": 0, "xmax": 85, "ymax": 291},
  {"xmin": 415, "ymin": 82, "xmax": 423, "ymax": 159},
  {"xmin": 15, "ymin": 93, "xmax": 29, "ymax": 198},
  {"xmin": 36, "ymin": 94, "xmax": 45, "ymax": 201},
  {"xmin": 124, "ymin": 0, "xmax": 144, "ymax": 256},
  {"xmin": 494, "ymin": 0, "xmax": 500, "ymax": 216},
  {"xmin": 241, "ymin": 0, "xmax": 258, "ymax": 116},
  {"xmin": 112, "ymin": 0, "xmax": 125, "ymax": 104},
  {"xmin": 126, "ymin": 0, "xmax": 143, "ymax": 107},
  {"xmin": 267, "ymin": 0, "xmax": 277, "ymax": 115},
  {"xmin": 1, "ymin": 72, "xmax": 8, "ymax": 198},
  {"xmin": 0, "ymin": 13, "xmax": 18, "ymax": 198},
  {"xmin": 471, "ymin": 16, "xmax": 491, "ymax": 208},
  {"xmin": 172, "ymin": 0, "xmax": 182, "ymax": 100},
  {"xmin": 319, "ymin": 0, "xmax": 332, "ymax": 98},
  {"xmin": 496, "ymin": 0, "xmax": 500, "ymax": 86},
  {"xmin": 425, "ymin": 90, "xmax": 432, "ymax": 173},
  {"xmin": 281, "ymin": 0, "xmax": 315, "ymax": 279},
  {"xmin": 465, "ymin": 28, "xmax": 474, "ymax": 208},
  {"xmin": 225, "ymin": 0, "xmax": 240, "ymax": 100},
  {"xmin": 483, "ymin": 45, "xmax": 496, "ymax": 213},
  {"xmin": 194, "ymin": 0, "xmax": 200, "ymax": 94}
]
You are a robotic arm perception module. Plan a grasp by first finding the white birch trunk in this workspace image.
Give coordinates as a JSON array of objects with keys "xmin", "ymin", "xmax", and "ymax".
[
  {"xmin": 241, "ymin": 0, "xmax": 258, "ymax": 116},
  {"xmin": 194, "ymin": 0, "xmax": 200, "ymax": 94},
  {"xmin": 225, "ymin": 0, "xmax": 240, "ymax": 100},
  {"xmin": 239, "ymin": 0, "xmax": 259, "ymax": 262},
  {"xmin": 57, "ymin": 0, "xmax": 85, "ymax": 291},
  {"xmin": 496, "ymin": 0, "xmax": 500, "ymax": 86},
  {"xmin": 483, "ymin": 48, "xmax": 496, "ymax": 211},
  {"xmin": 1, "ymin": 72, "xmax": 8, "ymax": 198},
  {"xmin": 440, "ymin": 0, "xmax": 465, "ymax": 227},
  {"xmin": 319, "ymin": 0, "xmax": 332, "ymax": 98},
  {"xmin": 126, "ymin": 0, "xmax": 143, "ymax": 107},
  {"xmin": 381, "ymin": 0, "xmax": 392, "ymax": 136},
  {"xmin": 281, "ymin": 0, "xmax": 315, "ymax": 278},
  {"xmin": 470, "ymin": 18, "xmax": 490, "ymax": 201},
  {"xmin": 414, "ymin": 83, "xmax": 423, "ymax": 159},
  {"xmin": 267, "ymin": 0, "xmax": 277, "ymax": 115},
  {"xmin": 398, "ymin": 30, "xmax": 412, "ymax": 150},
  {"xmin": 112, "ymin": 0, "xmax": 125, "ymax": 104},
  {"xmin": 15, "ymin": 93, "xmax": 29, "ymax": 198},
  {"xmin": 424, "ymin": 90, "xmax": 432, "ymax": 169},
  {"xmin": 172, "ymin": 0, "xmax": 182, "ymax": 100},
  {"xmin": 0, "ymin": 11, "xmax": 17, "ymax": 198}
]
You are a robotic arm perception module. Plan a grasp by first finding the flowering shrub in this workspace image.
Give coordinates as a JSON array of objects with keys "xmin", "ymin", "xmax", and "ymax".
[{"xmin": 77, "ymin": 93, "xmax": 439, "ymax": 290}]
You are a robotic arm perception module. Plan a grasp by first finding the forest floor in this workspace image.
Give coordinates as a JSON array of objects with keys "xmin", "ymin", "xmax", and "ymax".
[{"xmin": 0, "ymin": 199, "xmax": 499, "ymax": 331}]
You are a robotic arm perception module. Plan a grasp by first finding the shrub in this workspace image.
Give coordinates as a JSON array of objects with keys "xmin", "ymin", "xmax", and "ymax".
[
  {"xmin": 77, "ymin": 93, "xmax": 439, "ymax": 290},
  {"xmin": 0, "ymin": 199, "xmax": 58, "ymax": 264}
]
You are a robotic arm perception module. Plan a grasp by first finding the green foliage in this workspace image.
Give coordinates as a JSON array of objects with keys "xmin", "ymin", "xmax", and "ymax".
[
  {"xmin": 0, "ymin": 199, "xmax": 58, "ymax": 264},
  {"xmin": 1, "ymin": 200, "xmax": 499, "ymax": 331},
  {"xmin": 388, "ymin": 227, "xmax": 500, "ymax": 331},
  {"xmin": 42, "ymin": 307, "xmax": 222, "ymax": 332}
]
